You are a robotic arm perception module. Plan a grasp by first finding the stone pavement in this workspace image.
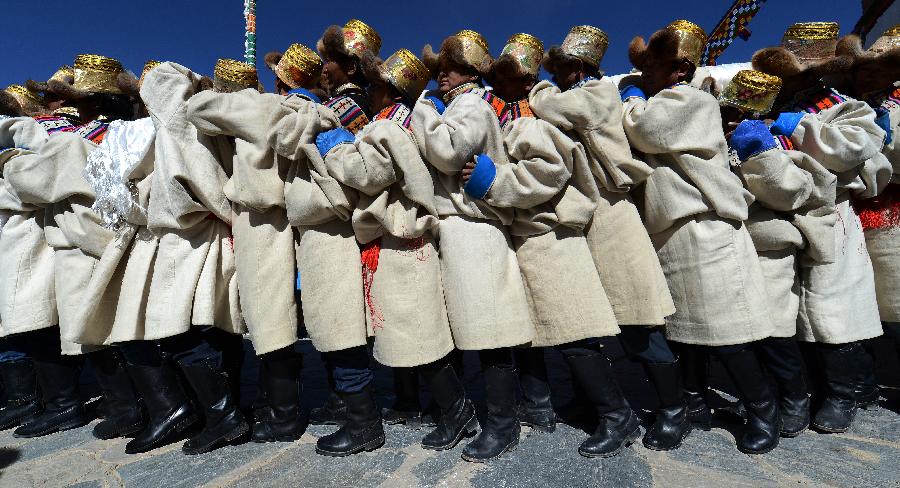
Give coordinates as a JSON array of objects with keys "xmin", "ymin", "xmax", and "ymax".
[{"xmin": 0, "ymin": 338, "xmax": 898, "ymax": 488}]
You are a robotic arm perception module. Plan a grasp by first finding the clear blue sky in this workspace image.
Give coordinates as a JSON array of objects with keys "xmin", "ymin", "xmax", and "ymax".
[{"xmin": 1, "ymin": 1, "xmax": 872, "ymax": 89}]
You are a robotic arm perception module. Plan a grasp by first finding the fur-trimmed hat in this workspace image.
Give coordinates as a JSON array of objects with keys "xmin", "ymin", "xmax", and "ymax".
[
  {"xmin": 0, "ymin": 90, "xmax": 25, "ymax": 117},
  {"xmin": 629, "ymin": 20, "xmax": 707, "ymax": 70},
  {"xmin": 48, "ymin": 54, "xmax": 126, "ymax": 100},
  {"xmin": 544, "ymin": 25, "xmax": 608, "ymax": 75},
  {"xmin": 835, "ymin": 30, "xmax": 900, "ymax": 80},
  {"xmin": 752, "ymin": 22, "xmax": 850, "ymax": 80},
  {"xmin": 317, "ymin": 19, "xmax": 382, "ymax": 62},
  {"xmin": 116, "ymin": 71, "xmax": 141, "ymax": 97},
  {"xmin": 265, "ymin": 43, "xmax": 322, "ymax": 90},
  {"xmin": 4, "ymin": 84, "xmax": 45, "ymax": 115},
  {"xmin": 361, "ymin": 49, "xmax": 431, "ymax": 103},
  {"xmin": 213, "ymin": 58, "xmax": 260, "ymax": 93},
  {"xmin": 487, "ymin": 33, "xmax": 544, "ymax": 81},
  {"xmin": 422, "ymin": 30, "xmax": 492, "ymax": 80}
]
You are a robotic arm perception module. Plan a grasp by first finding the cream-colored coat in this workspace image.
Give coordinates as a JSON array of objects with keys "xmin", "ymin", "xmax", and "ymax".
[
  {"xmin": 0, "ymin": 117, "xmax": 57, "ymax": 337},
  {"xmin": 623, "ymin": 85, "xmax": 773, "ymax": 345},
  {"xmin": 410, "ymin": 89, "xmax": 533, "ymax": 350},
  {"xmin": 739, "ymin": 146, "xmax": 837, "ymax": 337},
  {"xmin": 321, "ymin": 115, "xmax": 453, "ymax": 366},
  {"xmin": 780, "ymin": 97, "xmax": 886, "ymax": 343},
  {"xmin": 529, "ymin": 80, "xmax": 674, "ymax": 325},
  {"xmin": 187, "ymin": 89, "xmax": 334, "ymax": 354}
]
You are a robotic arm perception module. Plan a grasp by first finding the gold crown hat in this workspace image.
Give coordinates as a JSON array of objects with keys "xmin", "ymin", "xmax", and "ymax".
[
  {"xmin": 265, "ymin": 44, "xmax": 323, "ymax": 90},
  {"xmin": 362, "ymin": 49, "xmax": 432, "ymax": 102},
  {"xmin": 868, "ymin": 23, "xmax": 900, "ymax": 54},
  {"xmin": 629, "ymin": 20, "xmax": 707, "ymax": 71},
  {"xmin": 4, "ymin": 84, "xmax": 45, "ymax": 115},
  {"xmin": 318, "ymin": 19, "xmax": 382, "ymax": 62},
  {"xmin": 213, "ymin": 58, "xmax": 260, "ymax": 93},
  {"xmin": 753, "ymin": 22, "xmax": 850, "ymax": 80},
  {"xmin": 496, "ymin": 33, "xmax": 545, "ymax": 78},
  {"xmin": 563, "ymin": 26, "xmax": 609, "ymax": 68},
  {"xmin": 422, "ymin": 29, "xmax": 493, "ymax": 79},
  {"xmin": 47, "ymin": 54, "xmax": 126, "ymax": 99},
  {"xmin": 667, "ymin": 20, "xmax": 709, "ymax": 66},
  {"xmin": 719, "ymin": 70, "xmax": 783, "ymax": 115}
]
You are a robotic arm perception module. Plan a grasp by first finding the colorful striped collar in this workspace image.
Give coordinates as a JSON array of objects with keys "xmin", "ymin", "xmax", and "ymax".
[
  {"xmin": 499, "ymin": 100, "xmax": 534, "ymax": 130},
  {"xmin": 373, "ymin": 103, "xmax": 412, "ymax": 130},
  {"xmin": 325, "ymin": 95, "xmax": 370, "ymax": 134}
]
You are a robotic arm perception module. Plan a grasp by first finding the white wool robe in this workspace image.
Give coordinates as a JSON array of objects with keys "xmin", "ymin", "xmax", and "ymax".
[
  {"xmin": 321, "ymin": 111, "xmax": 453, "ymax": 367},
  {"xmin": 0, "ymin": 117, "xmax": 57, "ymax": 337},
  {"xmin": 266, "ymin": 93, "xmax": 369, "ymax": 353},
  {"xmin": 739, "ymin": 145, "xmax": 837, "ymax": 337},
  {"xmin": 483, "ymin": 113, "xmax": 618, "ymax": 347},
  {"xmin": 623, "ymin": 85, "xmax": 773, "ymax": 346},
  {"xmin": 529, "ymin": 80, "xmax": 674, "ymax": 325},
  {"xmin": 777, "ymin": 93, "xmax": 886, "ymax": 343},
  {"xmin": 410, "ymin": 88, "xmax": 533, "ymax": 350},
  {"xmin": 187, "ymin": 89, "xmax": 334, "ymax": 354}
]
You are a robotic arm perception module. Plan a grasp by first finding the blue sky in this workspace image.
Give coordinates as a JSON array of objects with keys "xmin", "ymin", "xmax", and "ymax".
[{"xmin": 1, "ymin": 1, "xmax": 870, "ymax": 89}]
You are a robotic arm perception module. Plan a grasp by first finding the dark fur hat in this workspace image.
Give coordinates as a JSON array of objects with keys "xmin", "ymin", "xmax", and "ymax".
[
  {"xmin": 25, "ymin": 79, "xmax": 49, "ymax": 93},
  {"xmin": 628, "ymin": 29, "xmax": 680, "ymax": 71},
  {"xmin": 264, "ymin": 51, "xmax": 283, "ymax": 72},
  {"xmin": 359, "ymin": 51, "xmax": 384, "ymax": 85},
  {"xmin": 0, "ymin": 91, "xmax": 24, "ymax": 117},
  {"xmin": 751, "ymin": 46, "xmax": 852, "ymax": 80},
  {"xmin": 317, "ymin": 25, "xmax": 351, "ymax": 61},
  {"xmin": 421, "ymin": 35, "xmax": 491, "ymax": 81},
  {"xmin": 542, "ymin": 46, "xmax": 604, "ymax": 77},
  {"xmin": 198, "ymin": 76, "xmax": 215, "ymax": 92},
  {"xmin": 116, "ymin": 71, "xmax": 140, "ymax": 97},
  {"xmin": 835, "ymin": 34, "xmax": 900, "ymax": 79},
  {"xmin": 47, "ymin": 75, "xmax": 90, "ymax": 100}
]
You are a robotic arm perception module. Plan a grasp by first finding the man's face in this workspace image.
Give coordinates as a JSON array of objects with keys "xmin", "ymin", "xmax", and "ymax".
[
  {"xmin": 321, "ymin": 56, "xmax": 351, "ymax": 92},
  {"xmin": 551, "ymin": 59, "xmax": 583, "ymax": 91},
  {"xmin": 367, "ymin": 79, "xmax": 394, "ymax": 113},
  {"xmin": 640, "ymin": 54, "xmax": 686, "ymax": 96},
  {"xmin": 490, "ymin": 70, "xmax": 534, "ymax": 102},
  {"xmin": 437, "ymin": 61, "xmax": 477, "ymax": 94}
]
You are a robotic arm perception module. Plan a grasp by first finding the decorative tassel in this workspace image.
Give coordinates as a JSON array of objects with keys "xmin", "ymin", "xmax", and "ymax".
[{"xmin": 361, "ymin": 238, "xmax": 384, "ymax": 331}]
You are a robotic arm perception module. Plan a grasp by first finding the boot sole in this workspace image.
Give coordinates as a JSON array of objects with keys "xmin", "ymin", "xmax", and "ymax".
[
  {"xmin": 421, "ymin": 414, "xmax": 479, "ymax": 451},
  {"xmin": 519, "ymin": 420, "xmax": 557, "ymax": 433},
  {"xmin": 460, "ymin": 437, "xmax": 519, "ymax": 463},
  {"xmin": 125, "ymin": 412, "xmax": 200, "ymax": 454},
  {"xmin": 315, "ymin": 433, "xmax": 386, "ymax": 457},
  {"xmin": 780, "ymin": 423, "xmax": 809, "ymax": 438},
  {"xmin": 737, "ymin": 437, "xmax": 779, "ymax": 455},
  {"xmin": 810, "ymin": 422, "xmax": 851, "ymax": 434},
  {"xmin": 183, "ymin": 420, "xmax": 250, "ymax": 455},
  {"xmin": 642, "ymin": 424, "xmax": 693, "ymax": 452},
  {"xmin": 13, "ymin": 415, "xmax": 92, "ymax": 438},
  {"xmin": 93, "ymin": 419, "xmax": 148, "ymax": 440},
  {"xmin": 578, "ymin": 425, "xmax": 641, "ymax": 459}
]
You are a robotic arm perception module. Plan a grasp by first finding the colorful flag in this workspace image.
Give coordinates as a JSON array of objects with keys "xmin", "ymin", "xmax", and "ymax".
[{"xmin": 702, "ymin": 0, "xmax": 768, "ymax": 66}]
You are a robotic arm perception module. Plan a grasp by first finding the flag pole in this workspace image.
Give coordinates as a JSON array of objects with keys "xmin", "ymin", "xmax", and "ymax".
[{"xmin": 244, "ymin": 0, "xmax": 257, "ymax": 66}]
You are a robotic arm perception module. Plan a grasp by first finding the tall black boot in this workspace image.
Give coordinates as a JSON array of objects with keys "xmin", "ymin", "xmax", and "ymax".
[
  {"xmin": 221, "ymin": 334, "xmax": 246, "ymax": 406},
  {"xmin": 757, "ymin": 337, "xmax": 810, "ymax": 437},
  {"xmin": 0, "ymin": 359, "xmax": 41, "ymax": 430},
  {"xmin": 717, "ymin": 347, "xmax": 780, "ymax": 454},
  {"xmin": 567, "ymin": 352, "xmax": 640, "ymax": 458},
  {"xmin": 421, "ymin": 364, "xmax": 478, "ymax": 450},
  {"xmin": 812, "ymin": 343, "xmax": 861, "ymax": 433},
  {"xmin": 125, "ymin": 361, "xmax": 199, "ymax": 453},
  {"xmin": 252, "ymin": 351, "xmax": 306, "ymax": 442},
  {"xmin": 855, "ymin": 341, "xmax": 879, "ymax": 409},
  {"xmin": 309, "ymin": 365, "xmax": 346, "ymax": 425},
  {"xmin": 383, "ymin": 367, "xmax": 422, "ymax": 425},
  {"xmin": 14, "ymin": 355, "xmax": 90, "ymax": 438},
  {"xmin": 315, "ymin": 385, "xmax": 385, "ymax": 457},
  {"xmin": 88, "ymin": 348, "xmax": 146, "ymax": 440},
  {"xmin": 642, "ymin": 360, "xmax": 691, "ymax": 451},
  {"xmin": 677, "ymin": 343, "xmax": 712, "ymax": 431},
  {"xmin": 461, "ymin": 365, "xmax": 520, "ymax": 462},
  {"xmin": 179, "ymin": 360, "xmax": 249, "ymax": 454},
  {"xmin": 514, "ymin": 348, "xmax": 556, "ymax": 433}
]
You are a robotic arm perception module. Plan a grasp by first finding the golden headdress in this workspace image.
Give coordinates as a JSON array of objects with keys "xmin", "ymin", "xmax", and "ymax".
[
  {"xmin": 362, "ymin": 49, "xmax": 431, "ymax": 102},
  {"xmin": 719, "ymin": 70, "xmax": 782, "ymax": 115},
  {"xmin": 753, "ymin": 22, "xmax": 850, "ymax": 80},
  {"xmin": 48, "ymin": 55, "xmax": 126, "ymax": 99},
  {"xmin": 214, "ymin": 59, "xmax": 260, "ymax": 93},
  {"xmin": 667, "ymin": 20, "xmax": 709, "ymax": 67},
  {"xmin": 496, "ymin": 33, "xmax": 544, "ymax": 78},
  {"xmin": 4, "ymin": 84, "xmax": 45, "ymax": 115},
  {"xmin": 422, "ymin": 29, "xmax": 493, "ymax": 79},
  {"xmin": 318, "ymin": 19, "xmax": 382, "ymax": 61},
  {"xmin": 266, "ymin": 44, "xmax": 322, "ymax": 90}
]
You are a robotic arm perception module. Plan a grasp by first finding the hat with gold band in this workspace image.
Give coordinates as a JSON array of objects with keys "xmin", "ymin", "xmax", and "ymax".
[
  {"xmin": 497, "ymin": 33, "xmax": 544, "ymax": 78},
  {"xmin": 214, "ymin": 58, "xmax": 259, "ymax": 93},
  {"xmin": 867, "ymin": 23, "xmax": 900, "ymax": 55},
  {"xmin": 782, "ymin": 22, "xmax": 840, "ymax": 63},
  {"xmin": 74, "ymin": 54, "xmax": 125, "ymax": 94},
  {"xmin": 266, "ymin": 43, "xmax": 323, "ymax": 90},
  {"xmin": 719, "ymin": 70, "xmax": 782, "ymax": 115},
  {"xmin": 318, "ymin": 19, "xmax": 382, "ymax": 62},
  {"xmin": 562, "ymin": 25, "xmax": 609, "ymax": 69},
  {"xmin": 422, "ymin": 29, "xmax": 493, "ymax": 79},
  {"xmin": 363, "ymin": 49, "xmax": 431, "ymax": 102},
  {"xmin": 5, "ymin": 84, "xmax": 45, "ymax": 115},
  {"xmin": 667, "ymin": 20, "xmax": 708, "ymax": 67}
]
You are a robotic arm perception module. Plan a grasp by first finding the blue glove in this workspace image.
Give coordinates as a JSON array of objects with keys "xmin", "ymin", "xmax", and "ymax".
[
  {"xmin": 463, "ymin": 154, "xmax": 497, "ymax": 199},
  {"xmin": 315, "ymin": 128, "xmax": 354, "ymax": 156},
  {"xmin": 287, "ymin": 87, "xmax": 321, "ymax": 104},
  {"xmin": 731, "ymin": 119, "xmax": 777, "ymax": 161},
  {"xmin": 769, "ymin": 112, "xmax": 805, "ymax": 137},
  {"xmin": 424, "ymin": 96, "xmax": 446, "ymax": 115},
  {"xmin": 620, "ymin": 85, "xmax": 646, "ymax": 102},
  {"xmin": 875, "ymin": 107, "xmax": 892, "ymax": 146}
]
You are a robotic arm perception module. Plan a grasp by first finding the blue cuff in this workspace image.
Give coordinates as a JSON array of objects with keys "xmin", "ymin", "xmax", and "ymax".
[
  {"xmin": 425, "ymin": 96, "xmax": 446, "ymax": 115},
  {"xmin": 770, "ymin": 112, "xmax": 805, "ymax": 137},
  {"xmin": 875, "ymin": 107, "xmax": 892, "ymax": 146},
  {"xmin": 463, "ymin": 154, "xmax": 497, "ymax": 199},
  {"xmin": 288, "ymin": 87, "xmax": 320, "ymax": 104},
  {"xmin": 731, "ymin": 120, "xmax": 778, "ymax": 161},
  {"xmin": 315, "ymin": 128, "xmax": 355, "ymax": 156},
  {"xmin": 620, "ymin": 85, "xmax": 646, "ymax": 101},
  {"xmin": 296, "ymin": 271, "xmax": 302, "ymax": 290}
]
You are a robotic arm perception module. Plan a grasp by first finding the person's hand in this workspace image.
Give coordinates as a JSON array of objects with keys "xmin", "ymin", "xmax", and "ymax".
[
  {"xmin": 462, "ymin": 159, "xmax": 476, "ymax": 183},
  {"xmin": 724, "ymin": 121, "xmax": 740, "ymax": 142}
]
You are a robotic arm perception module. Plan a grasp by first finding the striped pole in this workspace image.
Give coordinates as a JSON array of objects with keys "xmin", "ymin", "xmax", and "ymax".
[{"xmin": 244, "ymin": 0, "xmax": 257, "ymax": 65}]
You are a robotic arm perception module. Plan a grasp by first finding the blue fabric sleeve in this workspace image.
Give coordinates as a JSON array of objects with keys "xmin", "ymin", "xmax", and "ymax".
[
  {"xmin": 463, "ymin": 154, "xmax": 497, "ymax": 199},
  {"xmin": 770, "ymin": 112, "xmax": 805, "ymax": 137},
  {"xmin": 620, "ymin": 85, "xmax": 646, "ymax": 101},
  {"xmin": 315, "ymin": 128, "xmax": 355, "ymax": 157},
  {"xmin": 288, "ymin": 87, "xmax": 321, "ymax": 104},
  {"xmin": 731, "ymin": 119, "xmax": 778, "ymax": 161},
  {"xmin": 874, "ymin": 107, "xmax": 892, "ymax": 146},
  {"xmin": 424, "ymin": 96, "xmax": 446, "ymax": 115}
]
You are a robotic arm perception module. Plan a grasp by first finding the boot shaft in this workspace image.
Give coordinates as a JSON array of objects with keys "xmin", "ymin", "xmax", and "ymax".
[
  {"xmin": 0, "ymin": 359, "xmax": 40, "ymax": 406},
  {"xmin": 127, "ymin": 362, "xmax": 192, "ymax": 423},
  {"xmin": 32, "ymin": 356, "xmax": 83, "ymax": 411}
]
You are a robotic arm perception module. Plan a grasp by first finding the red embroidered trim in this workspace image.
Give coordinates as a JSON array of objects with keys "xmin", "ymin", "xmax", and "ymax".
[{"xmin": 854, "ymin": 183, "xmax": 900, "ymax": 231}]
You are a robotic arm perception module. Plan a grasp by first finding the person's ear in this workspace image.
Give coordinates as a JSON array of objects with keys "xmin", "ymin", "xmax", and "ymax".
[{"xmin": 676, "ymin": 59, "xmax": 693, "ymax": 82}]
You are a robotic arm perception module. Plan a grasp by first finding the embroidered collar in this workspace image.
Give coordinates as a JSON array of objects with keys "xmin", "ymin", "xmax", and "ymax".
[
  {"xmin": 443, "ymin": 82, "xmax": 480, "ymax": 104},
  {"xmin": 325, "ymin": 95, "xmax": 370, "ymax": 134},
  {"xmin": 773, "ymin": 134, "xmax": 794, "ymax": 151},
  {"xmin": 569, "ymin": 76, "xmax": 598, "ymax": 91},
  {"xmin": 867, "ymin": 86, "xmax": 900, "ymax": 111},
  {"xmin": 788, "ymin": 87, "xmax": 846, "ymax": 114},
  {"xmin": 499, "ymin": 100, "xmax": 534, "ymax": 130},
  {"xmin": 373, "ymin": 103, "xmax": 412, "ymax": 130}
]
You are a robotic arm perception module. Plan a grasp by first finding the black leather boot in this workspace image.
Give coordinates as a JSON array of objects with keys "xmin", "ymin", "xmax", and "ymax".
[
  {"xmin": 642, "ymin": 361, "xmax": 691, "ymax": 450},
  {"xmin": 812, "ymin": 343, "xmax": 860, "ymax": 433},
  {"xmin": 309, "ymin": 367, "xmax": 346, "ymax": 426},
  {"xmin": 0, "ymin": 359, "xmax": 42, "ymax": 430},
  {"xmin": 88, "ymin": 349, "xmax": 146, "ymax": 440},
  {"xmin": 855, "ymin": 341, "xmax": 879, "ymax": 409},
  {"xmin": 514, "ymin": 348, "xmax": 556, "ymax": 433},
  {"xmin": 179, "ymin": 360, "xmax": 249, "ymax": 454},
  {"xmin": 421, "ymin": 364, "xmax": 478, "ymax": 450},
  {"xmin": 252, "ymin": 351, "xmax": 306, "ymax": 442},
  {"xmin": 756, "ymin": 338, "xmax": 810, "ymax": 437},
  {"xmin": 315, "ymin": 385, "xmax": 385, "ymax": 456},
  {"xmin": 677, "ymin": 343, "xmax": 712, "ymax": 430},
  {"xmin": 461, "ymin": 365, "xmax": 519, "ymax": 462},
  {"xmin": 383, "ymin": 367, "xmax": 422, "ymax": 426},
  {"xmin": 125, "ymin": 362, "xmax": 199, "ymax": 454},
  {"xmin": 567, "ymin": 352, "xmax": 640, "ymax": 458},
  {"xmin": 718, "ymin": 347, "xmax": 780, "ymax": 454},
  {"xmin": 14, "ymin": 355, "xmax": 90, "ymax": 438}
]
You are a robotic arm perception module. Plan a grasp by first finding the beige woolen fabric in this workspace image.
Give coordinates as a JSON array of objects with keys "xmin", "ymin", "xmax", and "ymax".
[
  {"xmin": 623, "ymin": 85, "xmax": 772, "ymax": 345},
  {"xmin": 528, "ymin": 80, "xmax": 675, "ymax": 325},
  {"xmin": 757, "ymin": 248, "xmax": 801, "ymax": 338},
  {"xmin": 514, "ymin": 227, "xmax": 619, "ymax": 346},
  {"xmin": 294, "ymin": 218, "xmax": 366, "ymax": 353}
]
